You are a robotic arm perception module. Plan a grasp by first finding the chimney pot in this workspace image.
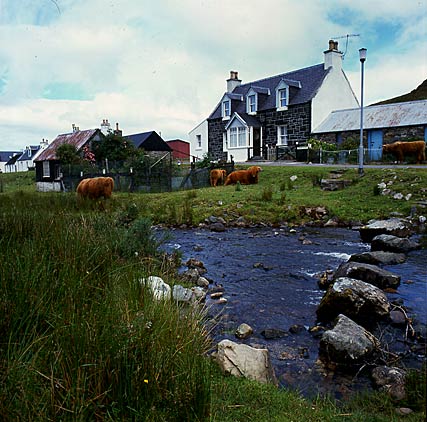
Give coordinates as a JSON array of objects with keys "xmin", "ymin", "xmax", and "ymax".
[{"xmin": 328, "ymin": 40, "xmax": 335, "ymax": 50}]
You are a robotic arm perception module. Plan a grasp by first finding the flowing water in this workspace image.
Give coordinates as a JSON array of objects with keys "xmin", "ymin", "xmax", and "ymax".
[{"xmin": 161, "ymin": 226, "xmax": 426, "ymax": 398}]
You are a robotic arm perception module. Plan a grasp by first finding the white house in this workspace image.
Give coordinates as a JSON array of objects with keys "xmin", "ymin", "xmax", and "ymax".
[{"xmin": 188, "ymin": 119, "xmax": 209, "ymax": 161}]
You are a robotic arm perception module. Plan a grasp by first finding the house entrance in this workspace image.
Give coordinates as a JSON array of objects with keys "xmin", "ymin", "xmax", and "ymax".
[
  {"xmin": 368, "ymin": 130, "xmax": 383, "ymax": 161},
  {"xmin": 253, "ymin": 128, "xmax": 261, "ymax": 158}
]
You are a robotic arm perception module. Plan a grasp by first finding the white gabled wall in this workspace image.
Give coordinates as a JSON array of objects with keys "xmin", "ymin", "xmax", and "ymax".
[
  {"xmin": 188, "ymin": 119, "xmax": 208, "ymax": 161},
  {"xmin": 312, "ymin": 69, "xmax": 359, "ymax": 131}
]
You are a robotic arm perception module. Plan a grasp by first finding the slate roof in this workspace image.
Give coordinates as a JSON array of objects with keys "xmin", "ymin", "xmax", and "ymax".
[
  {"xmin": 225, "ymin": 113, "xmax": 262, "ymax": 129},
  {"xmin": 126, "ymin": 131, "xmax": 172, "ymax": 152},
  {"xmin": 313, "ymin": 99, "xmax": 427, "ymax": 133},
  {"xmin": 17, "ymin": 146, "xmax": 41, "ymax": 161},
  {"xmin": 5, "ymin": 153, "xmax": 22, "ymax": 165},
  {"xmin": 209, "ymin": 63, "xmax": 330, "ymax": 119},
  {"xmin": 0, "ymin": 151, "xmax": 20, "ymax": 162},
  {"xmin": 35, "ymin": 129, "xmax": 101, "ymax": 161}
]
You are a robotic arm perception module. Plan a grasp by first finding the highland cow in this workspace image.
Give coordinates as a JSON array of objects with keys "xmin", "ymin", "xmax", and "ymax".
[
  {"xmin": 76, "ymin": 177, "xmax": 114, "ymax": 200},
  {"xmin": 383, "ymin": 141, "xmax": 426, "ymax": 164}
]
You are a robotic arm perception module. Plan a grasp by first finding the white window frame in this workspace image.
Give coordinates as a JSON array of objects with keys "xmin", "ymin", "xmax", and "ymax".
[
  {"xmin": 228, "ymin": 126, "xmax": 247, "ymax": 148},
  {"xmin": 196, "ymin": 134, "xmax": 202, "ymax": 149},
  {"xmin": 277, "ymin": 126, "xmax": 288, "ymax": 145},
  {"xmin": 247, "ymin": 94, "xmax": 256, "ymax": 114},
  {"xmin": 222, "ymin": 100, "xmax": 231, "ymax": 119},
  {"xmin": 276, "ymin": 80, "xmax": 289, "ymax": 111},
  {"xmin": 42, "ymin": 161, "xmax": 50, "ymax": 177}
]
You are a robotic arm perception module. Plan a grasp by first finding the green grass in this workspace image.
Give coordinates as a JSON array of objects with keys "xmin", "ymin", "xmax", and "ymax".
[{"xmin": 1, "ymin": 168, "xmax": 426, "ymax": 421}]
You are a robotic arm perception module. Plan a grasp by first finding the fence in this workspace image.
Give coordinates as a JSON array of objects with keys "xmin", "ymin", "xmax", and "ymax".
[{"xmin": 61, "ymin": 160, "xmax": 235, "ymax": 193}]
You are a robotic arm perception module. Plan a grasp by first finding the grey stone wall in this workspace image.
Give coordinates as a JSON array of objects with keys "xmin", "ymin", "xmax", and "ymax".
[
  {"xmin": 314, "ymin": 125, "xmax": 426, "ymax": 146},
  {"xmin": 207, "ymin": 102, "xmax": 312, "ymax": 160}
]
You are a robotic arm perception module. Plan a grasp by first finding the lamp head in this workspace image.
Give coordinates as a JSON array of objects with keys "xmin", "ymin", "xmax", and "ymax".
[{"xmin": 359, "ymin": 48, "xmax": 367, "ymax": 63}]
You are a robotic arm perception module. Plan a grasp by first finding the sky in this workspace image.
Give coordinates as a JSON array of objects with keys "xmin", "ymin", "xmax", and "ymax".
[{"xmin": 0, "ymin": 0, "xmax": 426, "ymax": 151}]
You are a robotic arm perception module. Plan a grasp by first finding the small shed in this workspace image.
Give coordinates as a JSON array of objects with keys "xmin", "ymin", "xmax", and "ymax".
[
  {"xmin": 126, "ymin": 131, "xmax": 172, "ymax": 153},
  {"xmin": 34, "ymin": 128, "xmax": 105, "ymax": 191},
  {"xmin": 166, "ymin": 139, "xmax": 190, "ymax": 161}
]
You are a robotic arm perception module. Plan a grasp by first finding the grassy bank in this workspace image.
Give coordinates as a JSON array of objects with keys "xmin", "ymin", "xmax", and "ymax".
[
  {"xmin": 1, "ymin": 167, "xmax": 426, "ymax": 421},
  {"xmin": 124, "ymin": 166, "xmax": 427, "ymax": 227}
]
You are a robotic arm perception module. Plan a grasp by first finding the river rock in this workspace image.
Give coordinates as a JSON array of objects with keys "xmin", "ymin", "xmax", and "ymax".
[
  {"xmin": 261, "ymin": 328, "xmax": 288, "ymax": 339},
  {"xmin": 143, "ymin": 276, "xmax": 171, "ymax": 301},
  {"xmin": 182, "ymin": 268, "xmax": 200, "ymax": 283},
  {"xmin": 349, "ymin": 251, "xmax": 406, "ymax": 266},
  {"xmin": 173, "ymin": 284, "xmax": 194, "ymax": 304},
  {"xmin": 359, "ymin": 218, "xmax": 412, "ymax": 243},
  {"xmin": 333, "ymin": 261, "xmax": 401, "ymax": 290},
  {"xmin": 186, "ymin": 258, "xmax": 207, "ymax": 275},
  {"xmin": 316, "ymin": 277, "xmax": 390, "ymax": 325},
  {"xmin": 371, "ymin": 234, "xmax": 420, "ymax": 253},
  {"xmin": 319, "ymin": 314, "xmax": 380, "ymax": 365},
  {"xmin": 371, "ymin": 366, "xmax": 407, "ymax": 400},
  {"xmin": 196, "ymin": 276, "xmax": 210, "ymax": 288},
  {"xmin": 210, "ymin": 222, "xmax": 226, "ymax": 232},
  {"xmin": 390, "ymin": 310, "xmax": 406, "ymax": 327},
  {"xmin": 214, "ymin": 339, "xmax": 278, "ymax": 385},
  {"xmin": 235, "ymin": 323, "xmax": 253, "ymax": 339}
]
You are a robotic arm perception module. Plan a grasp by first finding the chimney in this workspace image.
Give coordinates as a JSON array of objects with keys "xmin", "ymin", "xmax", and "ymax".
[
  {"xmin": 227, "ymin": 70, "xmax": 241, "ymax": 92},
  {"xmin": 114, "ymin": 122, "xmax": 122, "ymax": 136},
  {"xmin": 100, "ymin": 118, "xmax": 111, "ymax": 135},
  {"xmin": 324, "ymin": 39, "xmax": 342, "ymax": 70},
  {"xmin": 72, "ymin": 123, "xmax": 79, "ymax": 132}
]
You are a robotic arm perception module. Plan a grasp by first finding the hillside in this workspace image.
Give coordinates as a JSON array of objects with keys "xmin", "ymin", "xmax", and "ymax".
[{"xmin": 372, "ymin": 79, "xmax": 427, "ymax": 105}]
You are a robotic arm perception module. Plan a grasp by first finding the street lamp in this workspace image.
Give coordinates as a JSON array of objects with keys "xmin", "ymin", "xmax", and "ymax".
[{"xmin": 358, "ymin": 47, "xmax": 367, "ymax": 176}]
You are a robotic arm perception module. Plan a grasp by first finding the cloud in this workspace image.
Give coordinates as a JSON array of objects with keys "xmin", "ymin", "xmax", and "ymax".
[{"xmin": 0, "ymin": 0, "xmax": 426, "ymax": 150}]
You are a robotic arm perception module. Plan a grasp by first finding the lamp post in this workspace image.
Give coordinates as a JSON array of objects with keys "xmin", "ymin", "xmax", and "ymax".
[{"xmin": 358, "ymin": 47, "xmax": 367, "ymax": 176}]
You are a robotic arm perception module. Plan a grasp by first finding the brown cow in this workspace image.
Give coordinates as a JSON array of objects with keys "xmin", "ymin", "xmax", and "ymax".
[
  {"xmin": 224, "ymin": 166, "xmax": 262, "ymax": 186},
  {"xmin": 76, "ymin": 177, "xmax": 114, "ymax": 200},
  {"xmin": 210, "ymin": 169, "xmax": 227, "ymax": 187},
  {"xmin": 383, "ymin": 140, "xmax": 426, "ymax": 164}
]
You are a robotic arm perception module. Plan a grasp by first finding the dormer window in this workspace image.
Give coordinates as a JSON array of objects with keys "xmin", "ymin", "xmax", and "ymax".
[
  {"xmin": 275, "ymin": 79, "xmax": 290, "ymax": 111},
  {"xmin": 222, "ymin": 100, "xmax": 231, "ymax": 119},
  {"xmin": 278, "ymin": 88, "xmax": 287, "ymax": 108},
  {"xmin": 247, "ymin": 94, "xmax": 256, "ymax": 114}
]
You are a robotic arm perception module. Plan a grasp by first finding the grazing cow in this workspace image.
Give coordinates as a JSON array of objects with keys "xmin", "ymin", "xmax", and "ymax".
[
  {"xmin": 76, "ymin": 177, "xmax": 114, "ymax": 200},
  {"xmin": 224, "ymin": 166, "xmax": 262, "ymax": 186},
  {"xmin": 210, "ymin": 169, "xmax": 227, "ymax": 187},
  {"xmin": 383, "ymin": 140, "xmax": 426, "ymax": 164}
]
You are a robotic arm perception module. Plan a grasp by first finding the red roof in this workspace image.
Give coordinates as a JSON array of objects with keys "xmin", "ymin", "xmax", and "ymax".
[{"xmin": 35, "ymin": 129, "xmax": 100, "ymax": 161}]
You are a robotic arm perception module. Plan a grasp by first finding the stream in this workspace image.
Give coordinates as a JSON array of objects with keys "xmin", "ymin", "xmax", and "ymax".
[{"xmin": 161, "ymin": 226, "xmax": 426, "ymax": 399}]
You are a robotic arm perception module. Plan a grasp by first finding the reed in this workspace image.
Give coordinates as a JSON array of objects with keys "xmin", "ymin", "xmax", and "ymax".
[{"xmin": 0, "ymin": 192, "xmax": 211, "ymax": 421}]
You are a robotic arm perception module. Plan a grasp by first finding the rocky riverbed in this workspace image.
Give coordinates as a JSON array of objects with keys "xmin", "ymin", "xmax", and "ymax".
[{"xmin": 160, "ymin": 225, "xmax": 426, "ymax": 399}]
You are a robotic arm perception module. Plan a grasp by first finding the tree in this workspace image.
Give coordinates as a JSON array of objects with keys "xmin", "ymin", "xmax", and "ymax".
[
  {"xmin": 56, "ymin": 144, "xmax": 80, "ymax": 165},
  {"xmin": 92, "ymin": 133, "xmax": 135, "ymax": 163}
]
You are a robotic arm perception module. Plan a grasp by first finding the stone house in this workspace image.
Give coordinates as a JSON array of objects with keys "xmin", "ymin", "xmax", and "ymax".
[
  {"xmin": 312, "ymin": 99, "xmax": 427, "ymax": 160},
  {"xmin": 204, "ymin": 40, "xmax": 359, "ymax": 162}
]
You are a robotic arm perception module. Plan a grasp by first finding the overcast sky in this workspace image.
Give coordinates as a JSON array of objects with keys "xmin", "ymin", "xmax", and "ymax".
[{"xmin": 1, "ymin": 0, "xmax": 426, "ymax": 151}]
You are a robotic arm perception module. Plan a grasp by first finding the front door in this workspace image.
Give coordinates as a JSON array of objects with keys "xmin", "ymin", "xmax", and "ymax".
[
  {"xmin": 368, "ymin": 130, "xmax": 383, "ymax": 161},
  {"xmin": 253, "ymin": 127, "xmax": 261, "ymax": 157}
]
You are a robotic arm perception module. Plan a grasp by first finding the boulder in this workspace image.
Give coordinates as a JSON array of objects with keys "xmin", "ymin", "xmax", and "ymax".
[
  {"xmin": 316, "ymin": 277, "xmax": 390, "ymax": 325},
  {"xmin": 215, "ymin": 339, "xmax": 278, "ymax": 385},
  {"xmin": 333, "ymin": 261, "xmax": 400, "ymax": 290},
  {"xmin": 349, "ymin": 251, "xmax": 406, "ymax": 266},
  {"xmin": 372, "ymin": 366, "xmax": 407, "ymax": 400},
  {"xmin": 359, "ymin": 218, "xmax": 412, "ymax": 243},
  {"xmin": 319, "ymin": 314, "xmax": 380, "ymax": 365},
  {"xmin": 235, "ymin": 323, "xmax": 253, "ymax": 339},
  {"xmin": 371, "ymin": 234, "xmax": 420, "ymax": 253},
  {"xmin": 144, "ymin": 276, "xmax": 171, "ymax": 301}
]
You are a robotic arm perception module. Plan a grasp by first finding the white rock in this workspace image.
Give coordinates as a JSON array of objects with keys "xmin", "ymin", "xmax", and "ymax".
[{"xmin": 143, "ymin": 276, "xmax": 171, "ymax": 300}]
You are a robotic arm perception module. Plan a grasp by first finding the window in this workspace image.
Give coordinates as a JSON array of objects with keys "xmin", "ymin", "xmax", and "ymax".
[
  {"xmin": 230, "ymin": 127, "xmax": 237, "ymax": 148},
  {"xmin": 248, "ymin": 94, "xmax": 256, "ymax": 114},
  {"xmin": 222, "ymin": 100, "xmax": 230, "ymax": 118},
  {"xmin": 196, "ymin": 134, "xmax": 202, "ymax": 149},
  {"xmin": 238, "ymin": 127, "xmax": 246, "ymax": 146},
  {"xmin": 277, "ymin": 126, "xmax": 288, "ymax": 145},
  {"xmin": 42, "ymin": 161, "xmax": 50, "ymax": 177},
  {"xmin": 228, "ymin": 126, "xmax": 246, "ymax": 148},
  {"xmin": 279, "ymin": 88, "xmax": 287, "ymax": 108}
]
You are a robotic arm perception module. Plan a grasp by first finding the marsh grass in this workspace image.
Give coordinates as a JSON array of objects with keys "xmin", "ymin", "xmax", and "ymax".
[{"xmin": 0, "ymin": 193, "xmax": 211, "ymax": 420}]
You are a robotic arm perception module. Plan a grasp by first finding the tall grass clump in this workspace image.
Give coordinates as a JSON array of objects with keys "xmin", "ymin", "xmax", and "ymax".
[{"xmin": 0, "ymin": 192, "xmax": 211, "ymax": 421}]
